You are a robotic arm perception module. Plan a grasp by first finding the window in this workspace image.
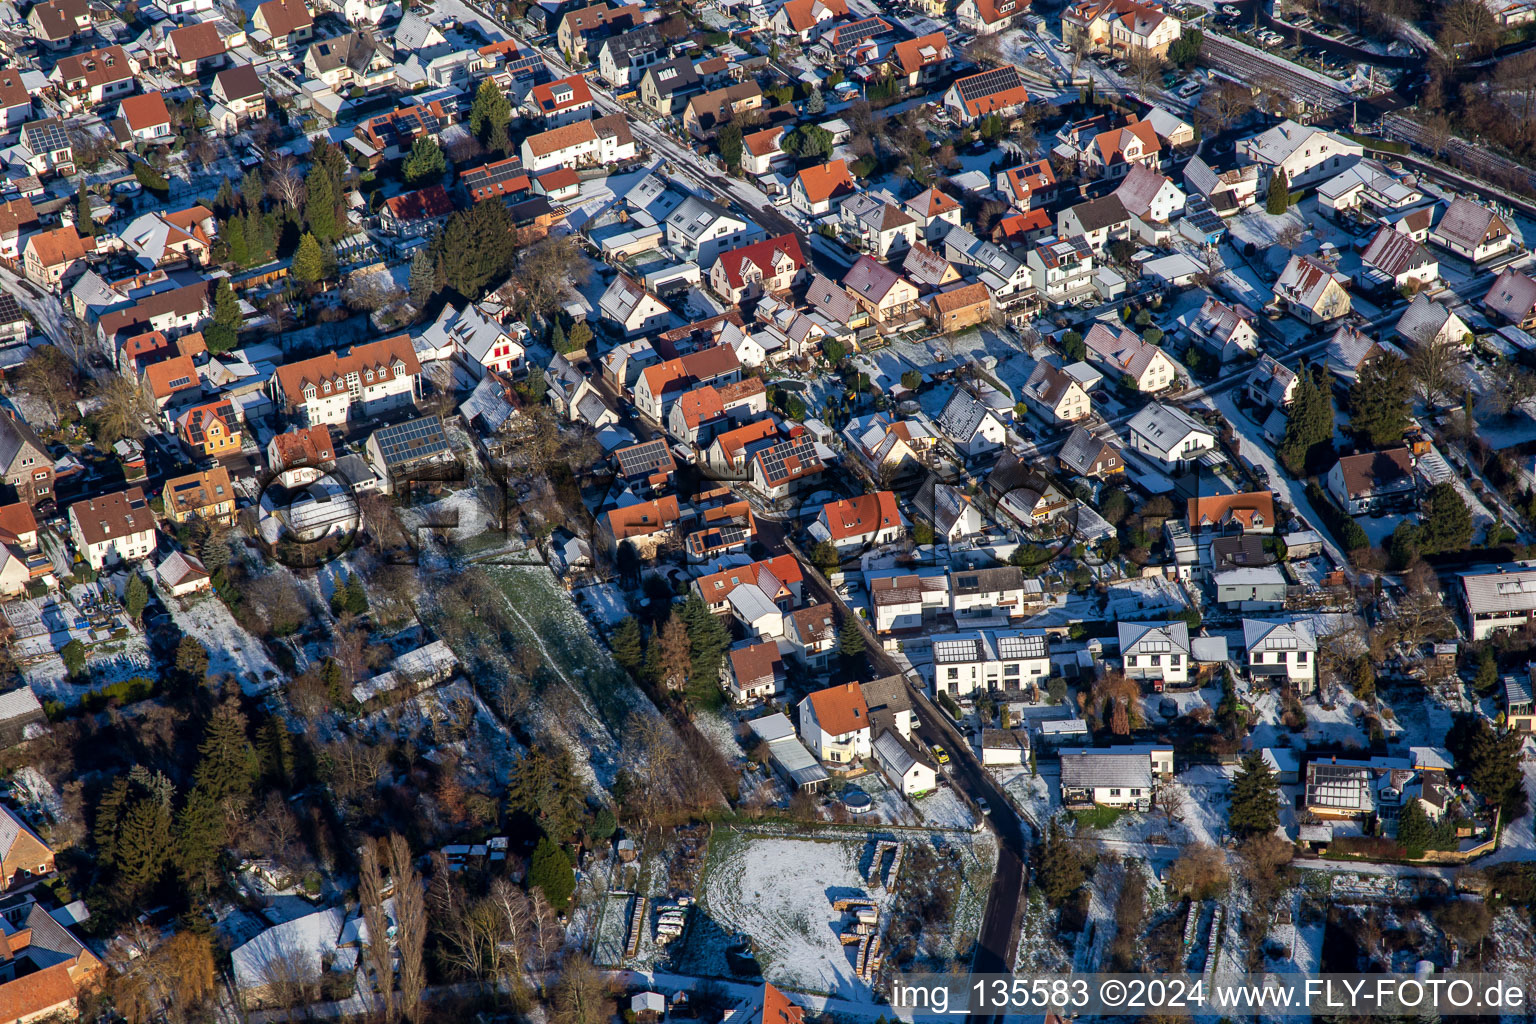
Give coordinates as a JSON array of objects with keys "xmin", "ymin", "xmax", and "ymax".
[{"xmin": 1109, "ymin": 788, "xmax": 1121, "ymax": 796}]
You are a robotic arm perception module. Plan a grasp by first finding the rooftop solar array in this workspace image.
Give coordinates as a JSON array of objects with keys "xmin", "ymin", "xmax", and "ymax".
[
  {"xmin": 374, "ymin": 417, "xmax": 450, "ymax": 465},
  {"xmin": 933, "ymin": 637, "xmax": 982, "ymax": 663},
  {"xmin": 615, "ymin": 439, "xmax": 670, "ymax": 477},
  {"xmin": 23, "ymin": 120, "xmax": 69, "ymax": 152},
  {"xmin": 756, "ymin": 437, "xmax": 820, "ymax": 482},
  {"xmin": 954, "ymin": 64, "xmax": 1024, "ymax": 103},
  {"xmin": 996, "ymin": 632, "xmax": 1047, "ymax": 660},
  {"xmin": 463, "ymin": 157, "xmax": 525, "ymax": 190}
]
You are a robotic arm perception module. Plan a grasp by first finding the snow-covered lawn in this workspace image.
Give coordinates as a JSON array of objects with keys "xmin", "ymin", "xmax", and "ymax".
[
  {"xmin": 167, "ymin": 591, "xmax": 282, "ymax": 694},
  {"xmin": 913, "ymin": 785, "xmax": 977, "ymax": 830}
]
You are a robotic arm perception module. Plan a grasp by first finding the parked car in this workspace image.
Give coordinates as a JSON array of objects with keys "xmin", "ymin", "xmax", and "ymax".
[
  {"xmin": 976, "ymin": 796, "xmax": 991, "ymax": 815},
  {"xmin": 931, "ymin": 745, "xmax": 950, "ymax": 765}
]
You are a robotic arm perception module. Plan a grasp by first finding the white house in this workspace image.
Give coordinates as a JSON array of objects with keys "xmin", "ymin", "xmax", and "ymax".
[
  {"xmin": 271, "ymin": 335, "xmax": 422, "ymax": 428},
  {"xmin": 519, "ymin": 114, "xmax": 636, "ymax": 173},
  {"xmin": 1083, "ymin": 323, "xmax": 1177, "ymax": 393},
  {"xmin": 1125, "ymin": 402, "xmax": 1216, "ymax": 469},
  {"xmin": 1180, "ymin": 296, "xmax": 1260, "ymax": 364},
  {"xmin": 873, "ymin": 730, "xmax": 936, "ymax": 795},
  {"xmin": 1113, "ymin": 164, "xmax": 1185, "ymax": 244},
  {"xmin": 1325, "ymin": 447, "xmax": 1416, "ymax": 516},
  {"xmin": 798, "ymin": 681, "xmax": 872, "ymax": 763},
  {"xmin": 599, "ymin": 275, "xmax": 673, "ymax": 337},
  {"xmin": 69, "ymin": 488, "xmax": 157, "ymax": 570},
  {"xmin": 1021, "ymin": 362, "xmax": 1092, "ymax": 423},
  {"xmin": 1118, "ymin": 620, "xmax": 1191, "ymax": 686},
  {"xmin": 950, "ymin": 565, "xmax": 1039, "ymax": 621},
  {"xmin": 423, "ymin": 302, "xmax": 528, "ymax": 380},
  {"xmin": 934, "ymin": 389, "xmax": 1007, "ymax": 457},
  {"xmin": 724, "ymin": 640, "xmax": 785, "ymax": 705},
  {"xmin": 930, "ymin": 629, "xmax": 1051, "ymax": 697},
  {"xmin": 1429, "ymin": 196, "xmax": 1514, "ymax": 264},
  {"xmin": 1239, "ymin": 120, "xmax": 1362, "ymax": 192},
  {"xmin": 1243, "ymin": 617, "xmax": 1317, "ymax": 691},
  {"xmin": 1274, "ymin": 252, "xmax": 1352, "ymax": 325},
  {"xmin": 816, "ymin": 491, "xmax": 902, "ymax": 555},
  {"xmin": 1396, "ymin": 294, "xmax": 1470, "ymax": 351},
  {"xmin": 1058, "ymin": 744, "xmax": 1173, "ymax": 810}
]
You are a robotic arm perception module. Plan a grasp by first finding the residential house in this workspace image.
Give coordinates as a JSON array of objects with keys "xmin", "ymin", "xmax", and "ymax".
[
  {"xmin": 913, "ymin": 480, "xmax": 984, "ymax": 543},
  {"xmin": 355, "ymin": 101, "xmax": 450, "ymax": 161},
  {"xmin": 1188, "ymin": 490, "xmax": 1275, "ymax": 534},
  {"xmin": 664, "ymin": 194, "xmax": 756, "ymax": 263},
  {"xmin": 771, "ymin": 0, "xmax": 848, "ymax": 41},
  {"xmin": 557, "ymin": 1, "xmax": 634, "ymax": 62},
  {"xmin": 1114, "ymin": 164, "xmax": 1185, "ymax": 242},
  {"xmin": 1183, "ymin": 155, "xmax": 1261, "ymax": 216},
  {"xmin": 1396, "ymin": 294, "xmax": 1469, "ymax": 350},
  {"xmin": 1063, "ymin": 0, "xmax": 1181, "ymax": 54},
  {"xmin": 1326, "ymin": 326, "xmax": 1401, "ymax": 385},
  {"xmin": 49, "ymin": 46, "xmax": 136, "ymax": 111},
  {"xmin": 117, "ymin": 92, "xmax": 174, "ymax": 147},
  {"xmin": 119, "ymin": 207, "xmax": 217, "ymax": 268},
  {"xmin": 599, "ymin": 275, "xmax": 673, "ymax": 337},
  {"xmin": 1429, "ymin": 197, "xmax": 1514, "ymax": 264},
  {"xmin": 903, "ymin": 243, "xmax": 962, "ymax": 294},
  {"xmin": 838, "ymin": 193, "xmax": 917, "ymax": 258},
  {"xmin": 1506, "ymin": 675, "xmax": 1535, "ymax": 733},
  {"xmin": 365, "ymin": 416, "xmax": 456, "ymax": 492},
  {"xmin": 210, "ymin": 65, "xmax": 267, "ymax": 128},
  {"xmin": 270, "ymin": 335, "xmax": 422, "ymax": 428},
  {"xmin": 1180, "ymin": 296, "xmax": 1259, "ymax": 363},
  {"xmin": 28, "ymin": 0, "xmax": 91, "ymax": 49},
  {"xmin": 1021, "ymin": 361, "xmax": 1091, "ymax": 423},
  {"xmin": 267, "ymin": 425, "xmax": 335, "ymax": 487},
  {"xmin": 639, "ymin": 57, "xmax": 702, "ymax": 116},
  {"xmin": 1360, "ymin": 224, "xmax": 1439, "ymax": 291},
  {"xmin": 527, "ymin": 74, "xmax": 596, "ymax": 126},
  {"xmin": 725, "ymin": 641, "xmax": 785, "ymax": 704},
  {"xmin": 1325, "ymin": 447, "xmax": 1416, "ymax": 515},
  {"xmin": 1057, "ymin": 194, "xmax": 1132, "ymax": 249},
  {"xmin": 1462, "ymin": 564, "xmax": 1536, "ymax": 640},
  {"xmin": 1058, "ymin": 424, "xmax": 1123, "ymax": 478},
  {"xmin": 905, "ymin": 187, "xmax": 964, "ymax": 242},
  {"xmin": 19, "ymin": 119, "xmax": 75, "ymax": 177},
  {"xmin": 956, "ymin": 0, "xmax": 1028, "ymax": 33},
  {"xmin": 1119, "ymin": 620, "xmax": 1191, "ymax": 686},
  {"xmin": 176, "ymin": 399, "xmax": 240, "ymax": 458},
  {"xmin": 0, "ymin": 198, "xmax": 38, "ymax": 261},
  {"xmin": 817, "ymin": 491, "xmax": 902, "ymax": 555},
  {"xmin": 1084, "ymin": 323, "xmax": 1177, "ymax": 392},
  {"xmin": 709, "ymin": 234, "xmax": 807, "ymax": 304},
  {"xmin": 23, "ymin": 227, "xmax": 90, "ymax": 289},
  {"xmin": 1243, "ymin": 617, "xmax": 1317, "ymax": 691},
  {"xmin": 986, "ymin": 456, "xmax": 1072, "ymax": 527},
  {"xmin": 1126, "ymin": 402, "xmax": 1216, "ymax": 469},
  {"xmin": 885, "ymin": 32, "xmax": 951, "ymax": 87},
  {"xmin": 928, "ymin": 283, "xmax": 993, "ymax": 333},
  {"xmin": 423, "ymin": 302, "xmax": 527, "ymax": 380},
  {"xmin": 1082, "ymin": 119, "xmax": 1161, "ymax": 179},
  {"xmin": 1239, "ymin": 120, "xmax": 1363, "ymax": 192},
  {"xmin": 519, "ymin": 113, "xmax": 635, "ymax": 172},
  {"xmin": 0, "ymin": 806, "xmax": 53, "ymax": 888},
  {"xmin": 379, "ymin": 185, "xmax": 455, "ymax": 238},
  {"xmin": 742, "ymin": 127, "xmax": 788, "ymax": 176},
  {"xmin": 304, "ymin": 30, "xmax": 394, "ymax": 91},
  {"xmin": 1027, "ymin": 235, "xmax": 1095, "ymax": 305},
  {"xmin": 96, "ymin": 281, "xmax": 212, "ymax": 353},
  {"xmin": 1485, "ymin": 268, "xmax": 1536, "ymax": 330},
  {"xmin": 1274, "ymin": 252, "xmax": 1352, "ymax": 324},
  {"xmin": 934, "ymin": 389, "xmax": 1008, "ymax": 457},
  {"xmin": 941, "ymin": 226, "xmax": 1033, "ymax": 298},
  {"xmin": 930, "ymin": 629, "xmax": 1051, "ymax": 696},
  {"xmin": 798, "ymin": 682, "xmax": 872, "ymax": 763},
  {"xmin": 595, "ymin": 25, "xmax": 665, "ymax": 87},
  {"xmin": 0, "ymin": 901, "xmax": 103, "ymax": 1020},
  {"xmin": 942, "ymin": 64, "xmax": 1030, "ymax": 122},
  {"xmin": 793, "ymin": 160, "xmax": 856, "ymax": 217},
  {"xmin": 144, "ymin": 355, "xmax": 201, "ymax": 408},
  {"xmin": 253, "ymin": 0, "xmax": 314, "ymax": 49},
  {"xmin": 163, "ymin": 467, "xmax": 235, "ymax": 525},
  {"xmin": 164, "ymin": 22, "xmax": 230, "ymax": 76},
  {"xmin": 1058, "ymin": 745, "xmax": 1172, "ymax": 810},
  {"xmin": 0, "ymin": 416, "xmax": 52, "ymax": 506},
  {"xmin": 68, "ymin": 487, "xmax": 156, "ymax": 570},
  {"xmin": 1246, "ymin": 354, "xmax": 1298, "ymax": 410},
  {"xmin": 750, "ymin": 435, "xmax": 825, "ymax": 500},
  {"xmin": 0, "ymin": 503, "xmax": 45, "ymax": 598},
  {"xmin": 843, "ymin": 256, "xmax": 921, "ymax": 329},
  {"xmin": 634, "ymin": 346, "xmax": 741, "ymax": 421},
  {"xmin": 998, "ymin": 159, "xmax": 1057, "ymax": 211},
  {"xmin": 950, "ymin": 565, "xmax": 1036, "ymax": 621},
  {"xmin": 599, "ymin": 495, "xmax": 682, "ymax": 559},
  {"xmin": 0, "ymin": 70, "xmax": 29, "ymax": 130},
  {"xmin": 693, "ymin": 555, "xmax": 804, "ymax": 615},
  {"xmin": 682, "ymin": 82, "xmax": 762, "ymax": 139}
]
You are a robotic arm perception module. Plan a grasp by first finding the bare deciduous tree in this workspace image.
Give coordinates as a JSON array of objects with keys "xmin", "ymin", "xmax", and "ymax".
[
  {"xmin": 360, "ymin": 839, "xmax": 395, "ymax": 1020},
  {"xmin": 389, "ymin": 834, "xmax": 426, "ymax": 1020}
]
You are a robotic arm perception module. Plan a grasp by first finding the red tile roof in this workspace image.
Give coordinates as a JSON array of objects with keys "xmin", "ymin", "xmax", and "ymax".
[{"xmin": 822, "ymin": 491, "xmax": 899, "ymax": 542}]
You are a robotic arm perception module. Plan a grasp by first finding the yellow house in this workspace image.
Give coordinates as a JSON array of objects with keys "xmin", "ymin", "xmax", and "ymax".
[
  {"xmin": 176, "ymin": 399, "xmax": 241, "ymax": 458},
  {"xmin": 163, "ymin": 466, "xmax": 235, "ymax": 525},
  {"xmin": 1508, "ymin": 675, "xmax": 1536, "ymax": 733}
]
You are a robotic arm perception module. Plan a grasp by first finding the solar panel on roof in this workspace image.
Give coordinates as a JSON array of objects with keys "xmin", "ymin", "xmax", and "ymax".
[
  {"xmin": 25, "ymin": 120, "xmax": 69, "ymax": 152},
  {"xmin": 375, "ymin": 417, "xmax": 450, "ymax": 463},
  {"xmin": 955, "ymin": 65, "xmax": 1023, "ymax": 103},
  {"xmin": 464, "ymin": 158, "xmax": 525, "ymax": 189},
  {"xmin": 934, "ymin": 638, "xmax": 981, "ymax": 662}
]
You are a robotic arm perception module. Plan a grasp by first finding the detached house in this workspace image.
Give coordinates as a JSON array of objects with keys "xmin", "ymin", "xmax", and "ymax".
[
  {"xmin": 164, "ymin": 22, "xmax": 230, "ymax": 76},
  {"xmin": 1486, "ymin": 268, "xmax": 1536, "ymax": 330},
  {"xmin": 0, "ymin": 70, "xmax": 31, "ymax": 131},
  {"xmin": 599, "ymin": 495, "xmax": 682, "ymax": 559},
  {"xmin": 1243, "ymin": 618, "xmax": 1317, "ymax": 691},
  {"xmin": 211, "ymin": 65, "xmax": 267, "ymax": 128},
  {"xmin": 885, "ymin": 32, "xmax": 951, "ymax": 87},
  {"xmin": 943, "ymin": 65, "xmax": 1029, "ymax": 122},
  {"xmin": 1396, "ymin": 294, "xmax": 1470, "ymax": 351},
  {"xmin": 1058, "ymin": 424, "xmax": 1123, "ymax": 479},
  {"xmin": 1063, "ymin": 0, "xmax": 1181, "ymax": 55},
  {"xmin": 1022, "ymin": 361, "xmax": 1091, "ymax": 424},
  {"xmin": 253, "ymin": 0, "xmax": 313, "ymax": 49},
  {"xmin": 50, "ymin": 46, "xmax": 136, "ymax": 111},
  {"xmin": 1326, "ymin": 447, "xmax": 1416, "ymax": 515},
  {"xmin": 176, "ymin": 399, "xmax": 241, "ymax": 458},
  {"xmin": 1059, "ymin": 745, "xmax": 1173, "ymax": 810},
  {"xmin": 1274, "ymin": 253, "xmax": 1351, "ymax": 324},
  {"xmin": 1180, "ymin": 296, "xmax": 1259, "ymax": 363},
  {"xmin": 931, "ymin": 629, "xmax": 1051, "ymax": 696},
  {"xmin": 1239, "ymin": 120, "xmax": 1362, "ymax": 192},
  {"xmin": 599, "ymin": 275, "xmax": 673, "ymax": 337},
  {"xmin": 527, "ymin": 75, "xmax": 596, "ymax": 126},
  {"xmin": 164, "ymin": 466, "xmax": 235, "ymax": 525},
  {"xmin": 709, "ymin": 234, "xmax": 807, "ymax": 304},
  {"xmin": 817, "ymin": 491, "xmax": 903, "ymax": 554},
  {"xmin": 1188, "ymin": 490, "xmax": 1276, "ymax": 535},
  {"xmin": 682, "ymin": 82, "xmax": 762, "ymax": 139},
  {"xmin": 934, "ymin": 389, "xmax": 1007, "ymax": 457},
  {"xmin": 793, "ymin": 160, "xmax": 856, "ymax": 217},
  {"xmin": 798, "ymin": 681, "xmax": 872, "ymax": 763},
  {"xmin": 1360, "ymin": 224, "xmax": 1439, "ymax": 291},
  {"xmin": 1114, "ymin": 164, "xmax": 1185, "ymax": 242},
  {"xmin": 519, "ymin": 113, "xmax": 635, "ymax": 173},
  {"xmin": 742, "ymin": 127, "xmax": 788, "ymax": 176},
  {"xmin": 69, "ymin": 488, "xmax": 157, "ymax": 570},
  {"xmin": 929, "ymin": 283, "xmax": 992, "ymax": 333},
  {"xmin": 998, "ymin": 159, "xmax": 1057, "ymax": 211},
  {"xmin": 0, "ymin": 415, "xmax": 53, "ymax": 505},
  {"xmin": 27, "ymin": 0, "xmax": 89, "ymax": 50},
  {"xmin": 1084, "ymin": 323, "xmax": 1176, "ymax": 393},
  {"xmin": 956, "ymin": 0, "xmax": 1029, "ymax": 33},
  {"xmin": 1119, "ymin": 620, "xmax": 1191, "ymax": 686},
  {"xmin": 771, "ymin": 0, "xmax": 848, "ymax": 41},
  {"xmin": 1429, "ymin": 197, "xmax": 1514, "ymax": 264},
  {"xmin": 639, "ymin": 57, "xmax": 702, "ymax": 117},
  {"xmin": 1246, "ymin": 354, "xmax": 1298, "ymax": 411},
  {"xmin": 19, "ymin": 119, "xmax": 75, "ymax": 178},
  {"xmin": 839, "ymin": 194, "xmax": 917, "ymax": 258},
  {"xmin": 843, "ymin": 256, "xmax": 920, "ymax": 329},
  {"xmin": 1083, "ymin": 119, "xmax": 1161, "ymax": 179},
  {"xmin": 906, "ymin": 187, "xmax": 963, "ymax": 242},
  {"xmin": 1126, "ymin": 402, "xmax": 1216, "ymax": 469}
]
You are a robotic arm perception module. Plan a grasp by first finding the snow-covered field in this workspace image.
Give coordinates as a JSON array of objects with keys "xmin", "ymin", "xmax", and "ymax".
[
  {"xmin": 168, "ymin": 591, "xmax": 282, "ymax": 694},
  {"xmin": 685, "ymin": 826, "xmax": 996, "ymax": 997}
]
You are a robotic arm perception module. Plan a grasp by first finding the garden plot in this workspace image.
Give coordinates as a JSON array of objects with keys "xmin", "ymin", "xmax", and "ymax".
[{"xmin": 683, "ymin": 826, "xmax": 996, "ymax": 996}]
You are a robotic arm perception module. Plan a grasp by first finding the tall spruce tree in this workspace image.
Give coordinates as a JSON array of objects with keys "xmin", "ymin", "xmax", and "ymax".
[
  {"xmin": 193, "ymin": 699, "xmax": 258, "ymax": 804},
  {"xmin": 292, "ymin": 232, "xmax": 328, "ymax": 285},
  {"xmin": 1266, "ymin": 168, "xmax": 1290, "ymax": 214},
  {"xmin": 1277, "ymin": 363, "xmax": 1333, "ymax": 475},
  {"xmin": 611, "ymin": 617, "xmax": 644, "ymax": 673},
  {"xmin": 1037, "ymin": 818, "xmax": 1085, "ymax": 905},
  {"xmin": 305, "ymin": 164, "xmax": 338, "ymax": 242},
  {"xmin": 204, "ymin": 280, "xmax": 243, "ymax": 354},
  {"xmin": 225, "ymin": 216, "xmax": 250, "ymax": 268},
  {"xmin": 1229, "ymin": 750, "xmax": 1280, "ymax": 838},
  {"xmin": 1348, "ymin": 354, "xmax": 1412, "ymax": 447}
]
